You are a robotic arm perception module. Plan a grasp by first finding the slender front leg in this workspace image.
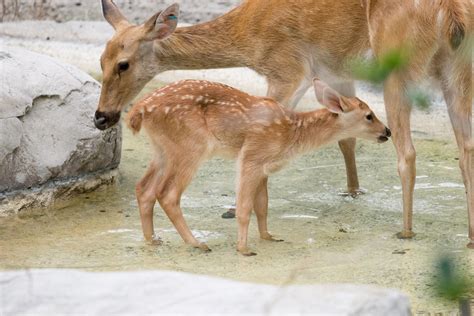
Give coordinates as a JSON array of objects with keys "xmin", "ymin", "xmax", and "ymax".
[
  {"xmin": 384, "ymin": 75, "xmax": 416, "ymax": 239},
  {"xmin": 338, "ymin": 138, "xmax": 361, "ymax": 195},
  {"xmin": 220, "ymin": 76, "xmax": 309, "ymax": 220},
  {"xmin": 330, "ymin": 81, "xmax": 363, "ymax": 195},
  {"xmin": 441, "ymin": 68, "xmax": 474, "ymax": 248},
  {"xmin": 236, "ymin": 160, "xmax": 264, "ymax": 256}
]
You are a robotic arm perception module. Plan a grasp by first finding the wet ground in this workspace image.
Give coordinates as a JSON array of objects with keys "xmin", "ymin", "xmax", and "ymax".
[
  {"xmin": 1, "ymin": 23, "xmax": 473, "ymax": 314},
  {"xmin": 1, "ymin": 116, "xmax": 473, "ymax": 314}
]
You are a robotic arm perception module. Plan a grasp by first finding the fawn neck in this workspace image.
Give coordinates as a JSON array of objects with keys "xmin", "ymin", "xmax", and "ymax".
[
  {"xmin": 155, "ymin": 8, "xmax": 250, "ymax": 70},
  {"xmin": 293, "ymin": 110, "xmax": 344, "ymax": 153}
]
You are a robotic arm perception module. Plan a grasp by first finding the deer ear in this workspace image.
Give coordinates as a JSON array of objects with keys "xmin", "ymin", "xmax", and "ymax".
[
  {"xmin": 313, "ymin": 78, "xmax": 346, "ymax": 114},
  {"xmin": 144, "ymin": 3, "xmax": 180, "ymax": 41},
  {"xmin": 101, "ymin": 0, "xmax": 130, "ymax": 31}
]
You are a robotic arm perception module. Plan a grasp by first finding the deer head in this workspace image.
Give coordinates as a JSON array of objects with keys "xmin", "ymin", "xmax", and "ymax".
[
  {"xmin": 94, "ymin": 0, "xmax": 179, "ymax": 130},
  {"xmin": 313, "ymin": 78, "xmax": 391, "ymax": 143}
]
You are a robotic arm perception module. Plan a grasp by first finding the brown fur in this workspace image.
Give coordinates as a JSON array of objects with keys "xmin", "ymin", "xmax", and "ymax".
[
  {"xmin": 98, "ymin": 0, "xmax": 473, "ymax": 246},
  {"xmin": 128, "ymin": 79, "xmax": 390, "ymax": 255}
]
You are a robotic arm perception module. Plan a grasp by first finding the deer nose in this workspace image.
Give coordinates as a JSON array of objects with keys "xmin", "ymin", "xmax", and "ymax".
[
  {"xmin": 385, "ymin": 127, "xmax": 392, "ymax": 138},
  {"xmin": 94, "ymin": 111, "xmax": 108, "ymax": 130}
]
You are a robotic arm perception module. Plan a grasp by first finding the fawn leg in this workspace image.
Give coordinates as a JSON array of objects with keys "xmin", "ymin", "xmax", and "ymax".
[
  {"xmin": 136, "ymin": 160, "xmax": 162, "ymax": 244},
  {"xmin": 254, "ymin": 177, "xmax": 283, "ymax": 242},
  {"xmin": 220, "ymin": 77, "xmax": 309, "ymax": 220},
  {"xmin": 157, "ymin": 176, "xmax": 210, "ymax": 252},
  {"xmin": 156, "ymin": 148, "xmax": 210, "ymax": 251},
  {"xmin": 384, "ymin": 75, "xmax": 416, "ymax": 239},
  {"xmin": 236, "ymin": 163, "xmax": 264, "ymax": 256}
]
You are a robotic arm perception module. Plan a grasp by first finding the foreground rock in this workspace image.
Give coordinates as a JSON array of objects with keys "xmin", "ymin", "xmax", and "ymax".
[
  {"xmin": 1, "ymin": 269, "xmax": 411, "ymax": 315},
  {"xmin": 0, "ymin": 47, "xmax": 121, "ymax": 215}
]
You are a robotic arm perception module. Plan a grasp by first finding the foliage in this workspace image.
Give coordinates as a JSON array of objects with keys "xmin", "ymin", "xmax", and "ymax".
[
  {"xmin": 350, "ymin": 49, "xmax": 410, "ymax": 84},
  {"xmin": 433, "ymin": 254, "xmax": 472, "ymax": 302}
]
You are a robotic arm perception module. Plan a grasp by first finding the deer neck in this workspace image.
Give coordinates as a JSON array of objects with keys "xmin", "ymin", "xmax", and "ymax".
[
  {"xmin": 294, "ymin": 110, "xmax": 344, "ymax": 152},
  {"xmin": 155, "ymin": 8, "xmax": 250, "ymax": 71}
]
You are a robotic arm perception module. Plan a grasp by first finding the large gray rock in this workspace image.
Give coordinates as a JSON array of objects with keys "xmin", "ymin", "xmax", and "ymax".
[
  {"xmin": 1, "ymin": 269, "xmax": 411, "ymax": 315},
  {"xmin": 0, "ymin": 47, "xmax": 120, "ymax": 202}
]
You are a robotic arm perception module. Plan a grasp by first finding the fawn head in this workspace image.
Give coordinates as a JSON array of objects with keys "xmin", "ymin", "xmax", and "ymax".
[
  {"xmin": 94, "ymin": 0, "xmax": 179, "ymax": 130},
  {"xmin": 313, "ymin": 79, "xmax": 391, "ymax": 143}
]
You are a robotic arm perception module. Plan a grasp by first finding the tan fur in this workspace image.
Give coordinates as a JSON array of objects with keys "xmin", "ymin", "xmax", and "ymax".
[
  {"xmin": 128, "ymin": 79, "xmax": 389, "ymax": 255},
  {"xmin": 98, "ymin": 0, "xmax": 473, "ymax": 247}
]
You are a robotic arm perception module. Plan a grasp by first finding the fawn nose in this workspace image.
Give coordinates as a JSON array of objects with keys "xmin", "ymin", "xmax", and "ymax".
[
  {"xmin": 94, "ymin": 111, "xmax": 120, "ymax": 130},
  {"xmin": 385, "ymin": 127, "xmax": 391, "ymax": 138}
]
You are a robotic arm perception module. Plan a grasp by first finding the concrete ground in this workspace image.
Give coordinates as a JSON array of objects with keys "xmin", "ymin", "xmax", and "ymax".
[{"xmin": 1, "ymin": 21, "xmax": 473, "ymax": 314}]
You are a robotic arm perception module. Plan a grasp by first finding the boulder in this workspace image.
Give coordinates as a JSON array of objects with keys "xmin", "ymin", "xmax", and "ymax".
[
  {"xmin": 0, "ymin": 47, "xmax": 121, "ymax": 213},
  {"xmin": 0, "ymin": 269, "xmax": 412, "ymax": 315}
]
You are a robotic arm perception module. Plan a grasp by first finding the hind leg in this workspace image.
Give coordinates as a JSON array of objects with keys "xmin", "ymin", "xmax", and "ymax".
[
  {"xmin": 440, "ymin": 65, "xmax": 473, "ymax": 248},
  {"xmin": 156, "ymin": 155, "xmax": 210, "ymax": 251},
  {"xmin": 136, "ymin": 159, "xmax": 162, "ymax": 244},
  {"xmin": 253, "ymin": 177, "xmax": 283, "ymax": 242}
]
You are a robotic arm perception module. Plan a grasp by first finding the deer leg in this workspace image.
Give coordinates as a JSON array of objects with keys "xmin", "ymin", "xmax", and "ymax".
[
  {"xmin": 441, "ymin": 68, "xmax": 473, "ymax": 248},
  {"xmin": 330, "ymin": 81, "xmax": 363, "ymax": 196},
  {"xmin": 266, "ymin": 77, "xmax": 309, "ymax": 109},
  {"xmin": 136, "ymin": 159, "xmax": 162, "ymax": 244},
  {"xmin": 156, "ymin": 154, "xmax": 210, "ymax": 252},
  {"xmin": 253, "ymin": 177, "xmax": 282, "ymax": 242},
  {"xmin": 384, "ymin": 75, "xmax": 416, "ymax": 239},
  {"xmin": 220, "ymin": 77, "xmax": 309, "ymax": 220},
  {"xmin": 236, "ymin": 161, "xmax": 264, "ymax": 256}
]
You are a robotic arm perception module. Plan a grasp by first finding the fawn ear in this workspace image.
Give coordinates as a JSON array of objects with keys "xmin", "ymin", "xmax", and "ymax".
[
  {"xmin": 313, "ymin": 78, "xmax": 348, "ymax": 114},
  {"xmin": 102, "ymin": 0, "xmax": 130, "ymax": 31},
  {"xmin": 144, "ymin": 3, "xmax": 180, "ymax": 41}
]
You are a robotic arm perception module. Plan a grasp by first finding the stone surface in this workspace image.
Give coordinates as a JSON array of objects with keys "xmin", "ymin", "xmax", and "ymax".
[
  {"xmin": 0, "ymin": 47, "xmax": 121, "ymax": 196},
  {"xmin": 0, "ymin": 0, "xmax": 240, "ymax": 24},
  {"xmin": 0, "ymin": 269, "xmax": 411, "ymax": 315}
]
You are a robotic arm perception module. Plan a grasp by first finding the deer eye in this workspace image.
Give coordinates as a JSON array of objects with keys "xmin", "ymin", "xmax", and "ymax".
[
  {"xmin": 118, "ymin": 61, "xmax": 129, "ymax": 73},
  {"xmin": 366, "ymin": 114, "xmax": 373, "ymax": 121}
]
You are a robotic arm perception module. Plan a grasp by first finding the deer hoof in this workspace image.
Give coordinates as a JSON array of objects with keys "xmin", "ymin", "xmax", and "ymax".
[
  {"xmin": 193, "ymin": 243, "xmax": 211, "ymax": 252},
  {"xmin": 146, "ymin": 235, "xmax": 163, "ymax": 246},
  {"xmin": 467, "ymin": 241, "xmax": 474, "ymax": 249},
  {"xmin": 396, "ymin": 230, "xmax": 416, "ymax": 239},
  {"xmin": 261, "ymin": 234, "xmax": 284, "ymax": 242},
  {"xmin": 221, "ymin": 208, "xmax": 236, "ymax": 219},
  {"xmin": 238, "ymin": 248, "xmax": 257, "ymax": 256},
  {"xmin": 339, "ymin": 188, "xmax": 367, "ymax": 198}
]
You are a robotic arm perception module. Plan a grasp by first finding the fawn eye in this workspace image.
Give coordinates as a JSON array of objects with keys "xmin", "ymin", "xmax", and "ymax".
[
  {"xmin": 117, "ymin": 61, "xmax": 129, "ymax": 73},
  {"xmin": 366, "ymin": 114, "xmax": 373, "ymax": 121}
]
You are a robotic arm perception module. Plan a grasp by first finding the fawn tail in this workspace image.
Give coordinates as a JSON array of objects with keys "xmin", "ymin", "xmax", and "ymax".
[{"xmin": 126, "ymin": 107, "xmax": 144, "ymax": 134}]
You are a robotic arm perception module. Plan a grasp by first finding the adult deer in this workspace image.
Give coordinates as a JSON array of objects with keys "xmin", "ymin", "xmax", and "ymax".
[{"xmin": 94, "ymin": 0, "xmax": 473, "ymax": 247}]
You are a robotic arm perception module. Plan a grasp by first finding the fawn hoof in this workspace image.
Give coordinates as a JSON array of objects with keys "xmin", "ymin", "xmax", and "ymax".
[
  {"xmin": 338, "ymin": 188, "xmax": 367, "ymax": 198},
  {"xmin": 195, "ymin": 243, "xmax": 212, "ymax": 252},
  {"xmin": 261, "ymin": 234, "xmax": 284, "ymax": 242},
  {"xmin": 396, "ymin": 230, "xmax": 416, "ymax": 239},
  {"xmin": 145, "ymin": 235, "xmax": 163, "ymax": 246},
  {"xmin": 467, "ymin": 241, "xmax": 474, "ymax": 249},
  {"xmin": 238, "ymin": 247, "xmax": 257, "ymax": 256},
  {"xmin": 221, "ymin": 208, "xmax": 236, "ymax": 219}
]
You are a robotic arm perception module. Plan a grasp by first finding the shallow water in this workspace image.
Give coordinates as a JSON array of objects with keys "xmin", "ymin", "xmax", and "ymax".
[{"xmin": 1, "ymin": 123, "xmax": 473, "ymax": 313}]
